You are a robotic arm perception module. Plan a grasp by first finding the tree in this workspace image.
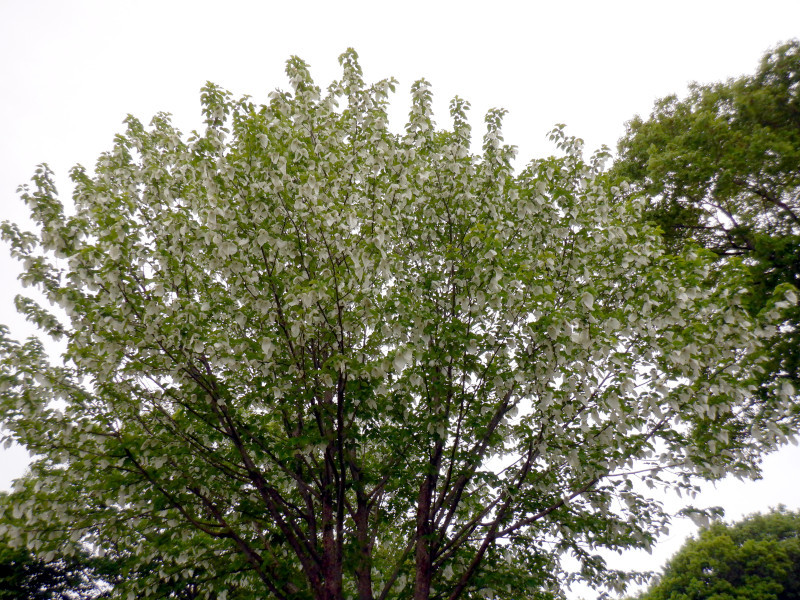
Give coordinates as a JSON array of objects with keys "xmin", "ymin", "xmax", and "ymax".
[
  {"xmin": 633, "ymin": 508, "xmax": 800, "ymax": 600},
  {"xmin": 613, "ymin": 40, "xmax": 800, "ymax": 388},
  {"xmin": 0, "ymin": 50, "xmax": 797, "ymax": 600}
]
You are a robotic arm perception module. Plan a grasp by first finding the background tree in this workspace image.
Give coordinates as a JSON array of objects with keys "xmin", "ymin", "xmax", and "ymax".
[
  {"xmin": 0, "ymin": 50, "xmax": 797, "ymax": 600},
  {"xmin": 0, "ymin": 492, "xmax": 113, "ymax": 599},
  {"xmin": 0, "ymin": 545, "xmax": 107, "ymax": 600},
  {"xmin": 0, "ymin": 484, "xmax": 252, "ymax": 599},
  {"xmin": 613, "ymin": 40, "xmax": 800, "ymax": 388},
  {"xmin": 632, "ymin": 508, "xmax": 800, "ymax": 600}
]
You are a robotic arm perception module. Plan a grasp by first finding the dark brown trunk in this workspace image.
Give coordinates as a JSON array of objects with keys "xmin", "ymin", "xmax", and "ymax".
[
  {"xmin": 413, "ymin": 474, "xmax": 434, "ymax": 600},
  {"xmin": 322, "ymin": 447, "xmax": 342, "ymax": 600},
  {"xmin": 354, "ymin": 494, "xmax": 374, "ymax": 600}
]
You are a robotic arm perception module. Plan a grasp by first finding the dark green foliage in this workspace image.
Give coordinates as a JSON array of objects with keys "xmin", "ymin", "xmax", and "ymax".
[
  {"xmin": 634, "ymin": 508, "xmax": 800, "ymax": 600},
  {"xmin": 613, "ymin": 40, "xmax": 800, "ymax": 388}
]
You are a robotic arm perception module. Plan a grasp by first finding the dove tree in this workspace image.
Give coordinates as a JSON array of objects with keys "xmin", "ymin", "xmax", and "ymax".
[{"xmin": 0, "ymin": 50, "xmax": 797, "ymax": 600}]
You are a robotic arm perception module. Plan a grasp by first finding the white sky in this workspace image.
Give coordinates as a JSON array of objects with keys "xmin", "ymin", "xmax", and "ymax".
[{"xmin": 1, "ymin": 1, "xmax": 799, "ymax": 597}]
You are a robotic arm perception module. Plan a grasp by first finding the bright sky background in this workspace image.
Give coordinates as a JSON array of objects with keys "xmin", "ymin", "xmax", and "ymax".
[{"xmin": 1, "ymin": 1, "xmax": 799, "ymax": 597}]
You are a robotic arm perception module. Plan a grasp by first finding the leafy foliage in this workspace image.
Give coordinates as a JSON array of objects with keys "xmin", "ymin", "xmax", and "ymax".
[
  {"xmin": 633, "ymin": 508, "xmax": 800, "ymax": 600},
  {"xmin": 0, "ymin": 50, "xmax": 797, "ymax": 600},
  {"xmin": 613, "ymin": 40, "xmax": 800, "ymax": 387}
]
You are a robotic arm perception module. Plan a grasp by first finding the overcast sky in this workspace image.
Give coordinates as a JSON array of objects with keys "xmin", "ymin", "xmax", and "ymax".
[{"xmin": 1, "ymin": 1, "xmax": 799, "ymax": 597}]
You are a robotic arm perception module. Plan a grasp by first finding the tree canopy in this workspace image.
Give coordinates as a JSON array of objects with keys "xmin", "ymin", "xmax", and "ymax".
[
  {"xmin": 633, "ymin": 508, "xmax": 800, "ymax": 600},
  {"xmin": 613, "ymin": 39, "xmax": 800, "ymax": 388},
  {"xmin": 0, "ymin": 50, "xmax": 797, "ymax": 600}
]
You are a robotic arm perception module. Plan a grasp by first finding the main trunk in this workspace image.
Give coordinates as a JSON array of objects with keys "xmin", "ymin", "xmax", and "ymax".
[{"xmin": 321, "ymin": 447, "xmax": 343, "ymax": 600}]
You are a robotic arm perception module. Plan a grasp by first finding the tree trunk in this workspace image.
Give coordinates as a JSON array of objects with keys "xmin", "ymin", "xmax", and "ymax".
[{"xmin": 413, "ymin": 473, "xmax": 434, "ymax": 600}]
